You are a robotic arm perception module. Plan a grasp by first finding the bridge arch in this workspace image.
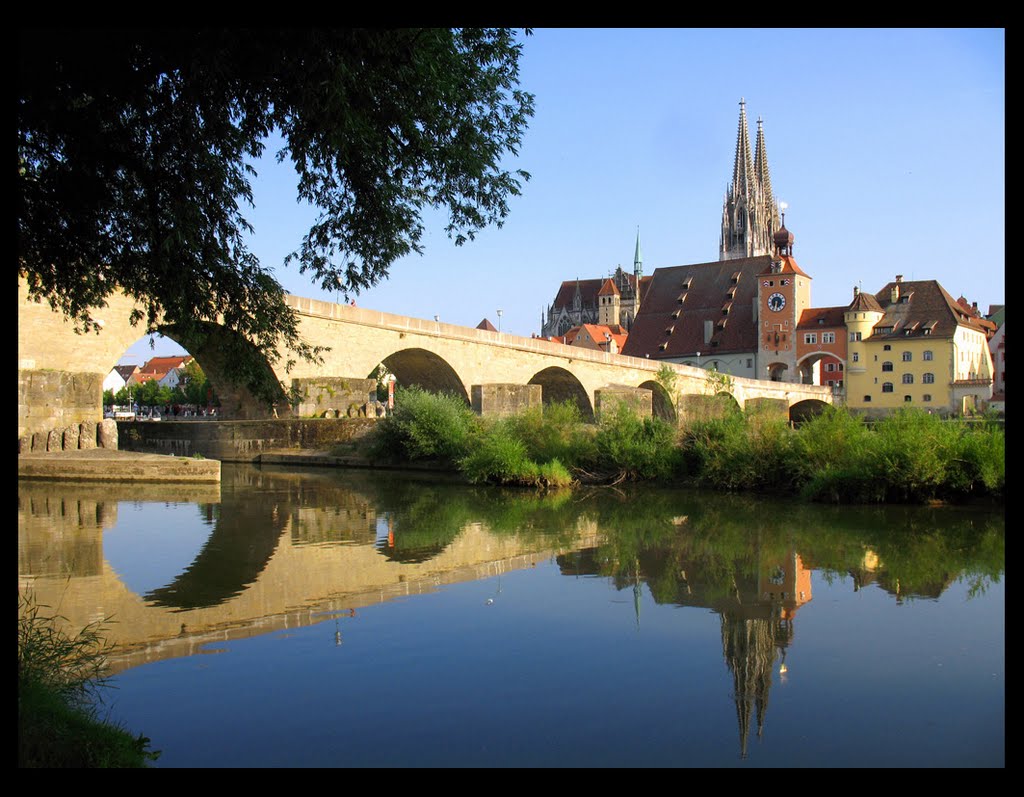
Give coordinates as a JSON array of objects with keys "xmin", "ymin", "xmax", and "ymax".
[
  {"xmin": 378, "ymin": 348, "xmax": 469, "ymax": 404},
  {"xmin": 789, "ymin": 398, "xmax": 832, "ymax": 425},
  {"xmin": 529, "ymin": 366, "xmax": 594, "ymax": 422},
  {"xmin": 638, "ymin": 379, "xmax": 677, "ymax": 422},
  {"xmin": 158, "ymin": 321, "xmax": 287, "ymax": 418}
]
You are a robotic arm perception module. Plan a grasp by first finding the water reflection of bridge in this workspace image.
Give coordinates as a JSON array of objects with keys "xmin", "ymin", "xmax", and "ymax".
[{"xmin": 18, "ymin": 472, "xmax": 601, "ymax": 676}]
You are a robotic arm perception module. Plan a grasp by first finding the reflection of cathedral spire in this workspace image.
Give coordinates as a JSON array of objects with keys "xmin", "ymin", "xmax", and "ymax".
[{"xmin": 721, "ymin": 612, "xmax": 778, "ymax": 759}]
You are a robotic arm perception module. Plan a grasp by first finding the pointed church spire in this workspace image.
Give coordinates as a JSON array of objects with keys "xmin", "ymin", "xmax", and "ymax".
[
  {"xmin": 634, "ymin": 226, "xmax": 643, "ymax": 278},
  {"xmin": 754, "ymin": 116, "xmax": 781, "ymax": 245},
  {"xmin": 721, "ymin": 99, "xmax": 780, "ymax": 261},
  {"xmin": 732, "ymin": 98, "xmax": 755, "ymax": 197}
]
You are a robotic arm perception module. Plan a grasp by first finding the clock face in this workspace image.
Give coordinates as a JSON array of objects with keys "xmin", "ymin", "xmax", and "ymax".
[{"xmin": 767, "ymin": 292, "xmax": 786, "ymax": 312}]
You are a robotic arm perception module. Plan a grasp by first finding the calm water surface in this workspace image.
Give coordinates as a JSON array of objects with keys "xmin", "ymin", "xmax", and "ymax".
[{"xmin": 18, "ymin": 464, "xmax": 1004, "ymax": 768}]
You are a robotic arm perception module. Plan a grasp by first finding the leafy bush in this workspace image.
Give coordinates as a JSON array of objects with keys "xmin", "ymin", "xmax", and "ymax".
[
  {"xmin": 370, "ymin": 386, "xmax": 479, "ymax": 464},
  {"xmin": 588, "ymin": 404, "xmax": 681, "ymax": 482},
  {"xmin": 460, "ymin": 421, "xmax": 573, "ymax": 487},
  {"xmin": 505, "ymin": 400, "xmax": 596, "ymax": 468}
]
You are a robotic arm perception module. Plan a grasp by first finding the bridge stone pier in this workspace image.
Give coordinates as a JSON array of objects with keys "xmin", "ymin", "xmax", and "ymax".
[{"xmin": 18, "ymin": 280, "xmax": 833, "ymax": 442}]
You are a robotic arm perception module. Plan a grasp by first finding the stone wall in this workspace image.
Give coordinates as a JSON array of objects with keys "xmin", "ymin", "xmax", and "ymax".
[
  {"xmin": 471, "ymin": 384, "xmax": 542, "ymax": 417},
  {"xmin": 116, "ymin": 418, "xmax": 379, "ymax": 462},
  {"xmin": 18, "ymin": 369, "xmax": 104, "ymax": 441},
  {"xmin": 290, "ymin": 377, "xmax": 378, "ymax": 418},
  {"xmin": 594, "ymin": 387, "xmax": 652, "ymax": 419}
]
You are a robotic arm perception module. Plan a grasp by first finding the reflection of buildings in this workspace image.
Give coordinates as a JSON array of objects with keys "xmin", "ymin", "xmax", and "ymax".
[
  {"xmin": 723, "ymin": 550, "xmax": 812, "ymax": 758},
  {"xmin": 557, "ymin": 542, "xmax": 813, "ymax": 759}
]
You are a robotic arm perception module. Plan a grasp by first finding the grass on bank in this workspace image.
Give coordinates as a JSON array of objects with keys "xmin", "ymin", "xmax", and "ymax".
[
  {"xmin": 365, "ymin": 388, "xmax": 1004, "ymax": 504},
  {"xmin": 18, "ymin": 594, "xmax": 160, "ymax": 768}
]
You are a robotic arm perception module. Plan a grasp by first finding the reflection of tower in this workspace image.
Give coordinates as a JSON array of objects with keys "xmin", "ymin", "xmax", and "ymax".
[
  {"xmin": 721, "ymin": 613, "xmax": 777, "ymax": 759},
  {"xmin": 721, "ymin": 548, "xmax": 812, "ymax": 758}
]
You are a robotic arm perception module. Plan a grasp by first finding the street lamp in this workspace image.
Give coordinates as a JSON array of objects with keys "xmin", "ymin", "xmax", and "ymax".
[
  {"xmin": 696, "ymin": 351, "xmax": 701, "ymax": 369},
  {"xmin": 497, "ymin": 309, "xmax": 503, "ymax": 332}
]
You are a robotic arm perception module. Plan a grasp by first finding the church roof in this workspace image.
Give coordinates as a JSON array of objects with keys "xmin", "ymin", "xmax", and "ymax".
[
  {"xmin": 622, "ymin": 255, "xmax": 772, "ymax": 359},
  {"xmin": 598, "ymin": 278, "xmax": 620, "ymax": 297},
  {"xmin": 476, "ymin": 318, "xmax": 498, "ymax": 332}
]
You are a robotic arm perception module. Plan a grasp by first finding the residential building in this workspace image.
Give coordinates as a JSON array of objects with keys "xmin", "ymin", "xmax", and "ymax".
[
  {"xmin": 103, "ymin": 364, "xmax": 139, "ymax": 395},
  {"xmin": 843, "ymin": 277, "xmax": 994, "ymax": 416}
]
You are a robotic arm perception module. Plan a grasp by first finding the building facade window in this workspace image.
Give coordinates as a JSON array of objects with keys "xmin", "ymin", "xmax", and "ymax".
[
  {"xmin": 902, "ymin": 351, "xmax": 912, "ymax": 362},
  {"xmin": 822, "ymin": 332, "xmax": 835, "ymax": 343},
  {"xmin": 882, "ymin": 383, "xmax": 894, "ymax": 393},
  {"xmin": 923, "ymin": 394, "xmax": 932, "ymax": 402},
  {"xmin": 826, "ymin": 363, "xmax": 835, "ymax": 372},
  {"xmin": 923, "ymin": 373, "xmax": 935, "ymax": 384},
  {"xmin": 902, "ymin": 373, "xmax": 914, "ymax": 384},
  {"xmin": 923, "ymin": 350, "xmax": 933, "ymax": 361},
  {"xmin": 884, "ymin": 344, "xmax": 892, "ymax": 351},
  {"xmin": 852, "ymin": 352, "xmax": 859, "ymax": 363},
  {"xmin": 882, "ymin": 361, "xmax": 893, "ymax": 372},
  {"xmin": 904, "ymin": 395, "xmax": 913, "ymax": 402},
  {"xmin": 850, "ymin": 332, "xmax": 862, "ymax": 342},
  {"xmin": 864, "ymin": 395, "xmax": 872, "ymax": 402},
  {"xmin": 804, "ymin": 333, "xmax": 817, "ymax": 344}
]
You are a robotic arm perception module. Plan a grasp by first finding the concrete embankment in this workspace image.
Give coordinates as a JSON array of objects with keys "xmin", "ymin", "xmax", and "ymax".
[{"xmin": 18, "ymin": 449, "xmax": 221, "ymax": 483}]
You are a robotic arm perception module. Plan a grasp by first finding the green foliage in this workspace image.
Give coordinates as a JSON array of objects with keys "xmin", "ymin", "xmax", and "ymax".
[
  {"xmin": 704, "ymin": 364, "xmax": 734, "ymax": 395},
  {"xmin": 655, "ymin": 364, "xmax": 677, "ymax": 397},
  {"xmin": 589, "ymin": 404, "xmax": 681, "ymax": 482},
  {"xmin": 18, "ymin": 29, "xmax": 533, "ymax": 396},
  {"xmin": 371, "ymin": 386, "xmax": 479, "ymax": 465},
  {"xmin": 460, "ymin": 420, "xmax": 574, "ymax": 488},
  {"xmin": 504, "ymin": 400, "xmax": 597, "ymax": 468},
  {"xmin": 18, "ymin": 594, "xmax": 160, "ymax": 768},
  {"xmin": 683, "ymin": 409, "xmax": 792, "ymax": 493}
]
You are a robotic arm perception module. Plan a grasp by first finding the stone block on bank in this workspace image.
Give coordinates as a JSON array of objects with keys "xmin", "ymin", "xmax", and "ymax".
[
  {"xmin": 62, "ymin": 425, "xmax": 80, "ymax": 451},
  {"xmin": 98, "ymin": 418, "xmax": 119, "ymax": 449},
  {"xmin": 47, "ymin": 429, "xmax": 62, "ymax": 452},
  {"xmin": 78, "ymin": 421, "xmax": 97, "ymax": 449}
]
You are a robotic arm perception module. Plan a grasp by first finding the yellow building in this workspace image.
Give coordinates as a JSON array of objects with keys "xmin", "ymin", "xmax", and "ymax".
[{"xmin": 843, "ymin": 276, "xmax": 994, "ymax": 417}]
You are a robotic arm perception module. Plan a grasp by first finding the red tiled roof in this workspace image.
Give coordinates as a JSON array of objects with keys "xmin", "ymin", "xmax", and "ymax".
[
  {"xmin": 476, "ymin": 318, "xmax": 498, "ymax": 332},
  {"xmin": 139, "ymin": 355, "xmax": 193, "ymax": 375},
  {"xmin": 797, "ymin": 306, "xmax": 847, "ymax": 329},
  {"xmin": 598, "ymin": 278, "xmax": 620, "ymax": 296},
  {"xmin": 623, "ymin": 255, "xmax": 773, "ymax": 359}
]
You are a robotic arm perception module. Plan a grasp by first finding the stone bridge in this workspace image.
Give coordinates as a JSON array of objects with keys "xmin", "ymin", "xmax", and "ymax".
[{"xmin": 18, "ymin": 279, "xmax": 832, "ymax": 440}]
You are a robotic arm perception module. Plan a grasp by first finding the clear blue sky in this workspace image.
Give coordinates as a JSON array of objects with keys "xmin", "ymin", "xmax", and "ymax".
[{"xmin": 120, "ymin": 28, "xmax": 1005, "ymax": 365}]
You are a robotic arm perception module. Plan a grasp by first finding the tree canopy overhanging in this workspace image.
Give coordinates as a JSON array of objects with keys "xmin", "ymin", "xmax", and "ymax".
[{"xmin": 17, "ymin": 28, "xmax": 535, "ymax": 397}]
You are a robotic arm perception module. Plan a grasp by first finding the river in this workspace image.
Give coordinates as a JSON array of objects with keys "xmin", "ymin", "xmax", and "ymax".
[{"xmin": 18, "ymin": 463, "xmax": 1004, "ymax": 768}]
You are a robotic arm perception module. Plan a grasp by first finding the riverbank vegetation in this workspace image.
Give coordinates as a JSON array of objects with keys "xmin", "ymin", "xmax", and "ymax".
[
  {"xmin": 364, "ymin": 388, "xmax": 1004, "ymax": 504},
  {"xmin": 18, "ymin": 594, "xmax": 160, "ymax": 768}
]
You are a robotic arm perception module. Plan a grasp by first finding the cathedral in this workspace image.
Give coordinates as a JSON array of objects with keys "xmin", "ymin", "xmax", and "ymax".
[
  {"xmin": 539, "ymin": 231, "xmax": 650, "ymax": 339},
  {"xmin": 719, "ymin": 98, "xmax": 781, "ymax": 261}
]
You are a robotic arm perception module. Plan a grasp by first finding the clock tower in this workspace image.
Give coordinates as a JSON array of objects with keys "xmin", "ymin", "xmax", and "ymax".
[{"xmin": 757, "ymin": 219, "xmax": 810, "ymax": 381}]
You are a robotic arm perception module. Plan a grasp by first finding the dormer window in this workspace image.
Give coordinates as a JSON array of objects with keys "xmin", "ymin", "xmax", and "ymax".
[
  {"xmin": 730, "ymin": 272, "xmax": 741, "ymax": 285},
  {"xmin": 671, "ymin": 310, "xmax": 680, "ymax": 319}
]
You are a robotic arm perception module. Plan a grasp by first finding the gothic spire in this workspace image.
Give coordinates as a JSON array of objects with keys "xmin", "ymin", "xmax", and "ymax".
[
  {"xmin": 634, "ymin": 227, "xmax": 643, "ymax": 278},
  {"xmin": 754, "ymin": 116, "xmax": 781, "ymax": 237},
  {"xmin": 732, "ymin": 98, "xmax": 755, "ymax": 198}
]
